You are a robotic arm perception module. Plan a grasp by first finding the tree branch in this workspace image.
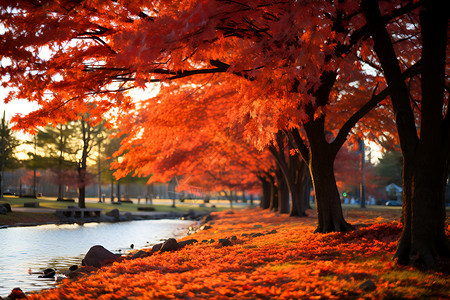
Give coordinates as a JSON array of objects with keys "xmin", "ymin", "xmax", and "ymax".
[
  {"xmin": 288, "ymin": 127, "xmax": 309, "ymax": 163},
  {"xmin": 331, "ymin": 59, "xmax": 422, "ymax": 156}
]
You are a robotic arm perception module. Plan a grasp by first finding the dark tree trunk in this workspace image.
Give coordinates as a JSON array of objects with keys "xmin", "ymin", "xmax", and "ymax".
[
  {"xmin": 290, "ymin": 154, "xmax": 308, "ymax": 217},
  {"xmin": 269, "ymin": 132, "xmax": 308, "ymax": 216},
  {"xmin": 301, "ymin": 115, "xmax": 353, "ymax": 233},
  {"xmin": 362, "ymin": 0, "xmax": 450, "ymax": 268},
  {"xmin": 307, "ymin": 122, "xmax": 353, "ymax": 232},
  {"xmin": 275, "ymin": 167, "xmax": 290, "ymax": 214},
  {"xmin": 78, "ymin": 119, "xmax": 91, "ymax": 209},
  {"xmin": 117, "ymin": 180, "xmax": 121, "ymax": 202},
  {"xmin": 57, "ymin": 124, "xmax": 64, "ymax": 201},
  {"xmin": 259, "ymin": 175, "xmax": 271, "ymax": 209},
  {"xmin": 78, "ymin": 162, "xmax": 86, "ymax": 208},
  {"xmin": 304, "ymin": 174, "xmax": 312, "ymax": 209},
  {"xmin": 269, "ymin": 174, "xmax": 279, "ymax": 212},
  {"xmin": 110, "ymin": 180, "xmax": 115, "ymax": 202}
]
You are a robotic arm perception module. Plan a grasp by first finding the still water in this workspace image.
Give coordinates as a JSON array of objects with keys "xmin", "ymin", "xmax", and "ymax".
[{"xmin": 0, "ymin": 219, "xmax": 191, "ymax": 296}]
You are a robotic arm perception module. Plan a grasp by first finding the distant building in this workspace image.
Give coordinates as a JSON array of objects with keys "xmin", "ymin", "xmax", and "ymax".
[{"xmin": 385, "ymin": 183, "xmax": 402, "ymax": 201}]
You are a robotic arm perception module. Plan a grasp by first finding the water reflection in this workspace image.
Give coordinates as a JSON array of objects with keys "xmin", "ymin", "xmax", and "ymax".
[{"xmin": 0, "ymin": 219, "xmax": 191, "ymax": 296}]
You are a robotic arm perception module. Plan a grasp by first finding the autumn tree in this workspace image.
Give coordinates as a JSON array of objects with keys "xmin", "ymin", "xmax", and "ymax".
[
  {"xmin": 112, "ymin": 79, "xmax": 271, "ymax": 204},
  {"xmin": 0, "ymin": 0, "xmax": 434, "ymax": 237},
  {"xmin": 75, "ymin": 116, "xmax": 106, "ymax": 208},
  {"xmin": 361, "ymin": 0, "xmax": 449, "ymax": 268}
]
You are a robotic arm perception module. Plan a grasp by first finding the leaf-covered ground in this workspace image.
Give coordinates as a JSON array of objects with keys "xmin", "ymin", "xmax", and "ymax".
[{"xmin": 28, "ymin": 208, "xmax": 449, "ymax": 299}]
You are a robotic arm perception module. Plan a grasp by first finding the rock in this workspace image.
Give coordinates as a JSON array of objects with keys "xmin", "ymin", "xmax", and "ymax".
[
  {"xmin": 266, "ymin": 229, "xmax": 278, "ymax": 234},
  {"xmin": 131, "ymin": 250, "xmax": 150, "ymax": 259},
  {"xmin": 118, "ymin": 215, "xmax": 128, "ymax": 222},
  {"xmin": 200, "ymin": 224, "xmax": 212, "ymax": 230},
  {"xmin": 230, "ymin": 235, "xmax": 237, "ymax": 241},
  {"xmin": 7, "ymin": 288, "xmax": 27, "ymax": 299},
  {"xmin": 67, "ymin": 266, "xmax": 97, "ymax": 279},
  {"xmin": 359, "ymin": 280, "xmax": 376, "ymax": 291},
  {"xmin": 178, "ymin": 239, "xmax": 198, "ymax": 248},
  {"xmin": 152, "ymin": 243, "xmax": 163, "ymax": 252},
  {"xmin": 105, "ymin": 209, "xmax": 120, "ymax": 220},
  {"xmin": 100, "ymin": 215, "xmax": 115, "ymax": 222},
  {"xmin": 39, "ymin": 268, "xmax": 55, "ymax": 278},
  {"xmin": 124, "ymin": 212, "xmax": 134, "ymax": 220},
  {"xmin": 160, "ymin": 238, "xmax": 179, "ymax": 252},
  {"xmin": 241, "ymin": 233, "xmax": 249, "ymax": 237},
  {"xmin": 201, "ymin": 214, "xmax": 213, "ymax": 224},
  {"xmin": 0, "ymin": 205, "xmax": 7, "ymax": 215},
  {"xmin": 250, "ymin": 233, "xmax": 264, "ymax": 238},
  {"xmin": 69, "ymin": 265, "xmax": 78, "ymax": 271},
  {"xmin": 219, "ymin": 239, "xmax": 233, "ymax": 247},
  {"xmin": 83, "ymin": 245, "xmax": 120, "ymax": 267},
  {"xmin": 1, "ymin": 203, "xmax": 11, "ymax": 212}
]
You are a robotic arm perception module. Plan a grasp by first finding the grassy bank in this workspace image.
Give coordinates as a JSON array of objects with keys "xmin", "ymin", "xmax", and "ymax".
[
  {"xmin": 0, "ymin": 196, "xmax": 231, "ymax": 227},
  {"xmin": 25, "ymin": 208, "xmax": 449, "ymax": 299},
  {"xmin": 1, "ymin": 196, "xmax": 228, "ymax": 213}
]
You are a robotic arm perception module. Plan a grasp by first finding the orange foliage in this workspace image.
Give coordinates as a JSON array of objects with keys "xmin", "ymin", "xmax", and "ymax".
[{"xmin": 27, "ymin": 209, "xmax": 450, "ymax": 299}]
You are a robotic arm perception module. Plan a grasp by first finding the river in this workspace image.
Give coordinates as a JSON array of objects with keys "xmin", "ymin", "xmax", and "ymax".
[{"xmin": 0, "ymin": 219, "xmax": 192, "ymax": 296}]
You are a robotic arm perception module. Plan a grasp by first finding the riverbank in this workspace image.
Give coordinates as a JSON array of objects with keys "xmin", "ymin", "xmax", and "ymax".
[
  {"xmin": 0, "ymin": 209, "xmax": 210, "ymax": 229},
  {"xmin": 22, "ymin": 208, "xmax": 449, "ymax": 299},
  {"xmin": 0, "ymin": 196, "xmax": 228, "ymax": 227}
]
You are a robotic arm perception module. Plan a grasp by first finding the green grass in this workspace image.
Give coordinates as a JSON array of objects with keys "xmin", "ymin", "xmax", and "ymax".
[{"xmin": 0, "ymin": 196, "xmax": 228, "ymax": 214}]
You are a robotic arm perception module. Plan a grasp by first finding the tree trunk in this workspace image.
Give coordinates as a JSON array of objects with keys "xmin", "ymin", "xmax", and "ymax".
[
  {"xmin": 269, "ymin": 133, "xmax": 308, "ymax": 216},
  {"xmin": 304, "ymin": 116, "xmax": 353, "ymax": 233},
  {"xmin": 78, "ymin": 119, "xmax": 90, "ymax": 209},
  {"xmin": 97, "ymin": 141, "xmax": 102, "ymax": 203},
  {"xmin": 309, "ymin": 146, "xmax": 353, "ymax": 233},
  {"xmin": 362, "ymin": 0, "xmax": 450, "ymax": 268},
  {"xmin": 259, "ymin": 175, "xmax": 271, "ymax": 209},
  {"xmin": 57, "ymin": 124, "xmax": 64, "ymax": 200},
  {"xmin": 304, "ymin": 174, "xmax": 312, "ymax": 210},
  {"xmin": 290, "ymin": 155, "xmax": 307, "ymax": 217},
  {"xmin": 269, "ymin": 174, "xmax": 279, "ymax": 211},
  {"xmin": 117, "ymin": 180, "xmax": 121, "ymax": 202},
  {"xmin": 78, "ymin": 161, "xmax": 86, "ymax": 208},
  {"xmin": 275, "ymin": 167, "xmax": 290, "ymax": 214},
  {"xmin": 110, "ymin": 180, "xmax": 115, "ymax": 202}
]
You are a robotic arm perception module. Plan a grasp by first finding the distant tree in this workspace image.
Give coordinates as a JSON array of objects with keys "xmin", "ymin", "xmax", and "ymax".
[
  {"xmin": 373, "ymin": 151, "xmax": 403, "ymax": 188},
  {"xmin": 76, "ymin": 116, "xmax": 105, "ymax": 208},
  {"xmin": 35, "ymin": 123, "xmax": 78, "ymax": 199},
  {"xmin": 102, "ymin": 130, "xmax": 122, "ymax": 202},
  {"xmin": 0, "ymin": 112, "xmax": 20, "ymax": 197}
]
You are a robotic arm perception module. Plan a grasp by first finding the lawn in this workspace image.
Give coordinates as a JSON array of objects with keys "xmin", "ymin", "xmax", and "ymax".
[
  {"xmin": 25, "ymin": 207, "xmax": 449, "ymax": 299},
  {"xmin": 0, "ymin": 196, "xmax": 228, "ymax": 226},
  {"xmin": 0, "ymin": 196, "xmax": 228, "ymax": 212}
]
